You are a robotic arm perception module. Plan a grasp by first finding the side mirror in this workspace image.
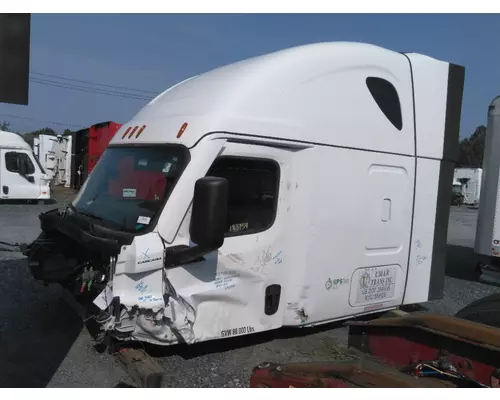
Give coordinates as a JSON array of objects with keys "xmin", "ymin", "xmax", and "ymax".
[
  {"xmin": 18, "ymin": 159, "xmax": 28, "ymax": 176},
  {"xmin": 190, "ymin": 176, "xmax": 228, "ymax": 250}
]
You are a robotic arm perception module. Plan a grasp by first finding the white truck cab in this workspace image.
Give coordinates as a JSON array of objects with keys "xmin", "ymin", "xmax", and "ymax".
[
  {"xmin": 26, "ymin": 42, "xmax": 465, "ymax": 347},
  {"xmin": 0, "ymin": 130, "xmax": 51, "ymax": 202}
]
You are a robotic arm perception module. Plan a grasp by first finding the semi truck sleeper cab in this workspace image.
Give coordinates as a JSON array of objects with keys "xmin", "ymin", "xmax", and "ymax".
[{"xmin": 25, "ymin": 41, "xmax": 465, "ymax": 347}]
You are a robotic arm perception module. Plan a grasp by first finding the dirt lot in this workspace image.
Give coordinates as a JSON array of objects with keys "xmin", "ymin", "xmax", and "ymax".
[{"xmin": 0, "ymin": 188, "xmax": 498, "ymax": 387}]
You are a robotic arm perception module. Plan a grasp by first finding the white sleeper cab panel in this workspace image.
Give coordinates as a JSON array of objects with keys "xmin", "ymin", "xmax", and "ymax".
[{"xmin": 298, "ymin": 147, "xmax": 415, "ymax": 324}]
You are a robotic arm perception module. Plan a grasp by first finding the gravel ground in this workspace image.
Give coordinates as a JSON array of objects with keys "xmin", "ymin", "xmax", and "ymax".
[{"xmin": 0, "ymin": 190, "xmax": 499, "ymax": 388}]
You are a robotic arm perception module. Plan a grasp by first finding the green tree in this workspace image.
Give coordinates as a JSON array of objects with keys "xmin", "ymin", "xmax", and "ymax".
[
  {"xmin": 457, "ymin": 125, "xmax": 486, "ymax": 168},
  {"xmin": 22, "ymin": 127, "xmax": 57, "ymax": 147},
  {"xmin": 0, "ymin": 121, "xmax": 11, "ymax": 131}
]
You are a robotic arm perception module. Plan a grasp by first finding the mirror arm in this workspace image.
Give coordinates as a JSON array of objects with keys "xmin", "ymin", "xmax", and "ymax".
[{"xmin": 165, "ymin": 244, "xmax": 210, "ymax": 268}]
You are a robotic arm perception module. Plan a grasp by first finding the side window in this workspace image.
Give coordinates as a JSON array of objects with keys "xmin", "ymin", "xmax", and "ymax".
[
  {"xmin": 208, "ymin": 157, "xmax": 280, "ymax": 236},
  {"xmin": 5, "ymin": 152, "xmax": 35, "ymax": 174},
  {"xmin": 366, "ymin": 77, "xmax": 403, "ymax": 131}
]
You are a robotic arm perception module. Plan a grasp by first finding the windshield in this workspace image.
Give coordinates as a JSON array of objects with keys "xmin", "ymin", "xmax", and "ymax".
[{"xmin": 73, "ymin": 145, "xmax": 189, "ymax": 233}]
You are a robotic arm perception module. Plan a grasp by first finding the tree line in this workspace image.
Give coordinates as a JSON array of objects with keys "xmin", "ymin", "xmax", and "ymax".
[
  {"xmin": 457, "ymin": 125, "xmax": 486, "ymax": 168},
  {"xmin": 0, "ymin": 120, "xmax": 76, "ymax": 148}
]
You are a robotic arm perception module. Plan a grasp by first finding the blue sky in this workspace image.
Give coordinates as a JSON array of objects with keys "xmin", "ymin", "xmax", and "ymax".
[{"xmin": 1, "ymin": 13, "xmax": 498, "ymax": 138}]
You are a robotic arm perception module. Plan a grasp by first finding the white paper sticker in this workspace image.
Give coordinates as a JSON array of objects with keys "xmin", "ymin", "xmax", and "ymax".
[
  {"xmin": 123, "ymin": 188, "xmax": 136, "ymax": 198},
  {"xmin": 355, "ymin": 266, "xmax": 397, "ymax": 304},
  {"xmin": 93, "ymin": 284, "xmax": 113, "ymax": 310},
  {"xmin": 162, "ymin": 162, "xmax": 172, "ymax": 173},
  {"xmin": 138, "ymin": 159, "xmax": 148, "ymax": 167},
  {"xmin": 137, "ymin": 216, "xmax": 151, "ymax": 225}
]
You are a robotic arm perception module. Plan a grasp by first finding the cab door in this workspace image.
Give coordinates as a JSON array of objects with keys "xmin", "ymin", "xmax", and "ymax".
[
  {"xmin": 0, "ymin": 149, "xmax": 41, "ymax": 200},
  {"xmin": 165, "ymin": 141, "xmax": 295, "ymax": 341}
]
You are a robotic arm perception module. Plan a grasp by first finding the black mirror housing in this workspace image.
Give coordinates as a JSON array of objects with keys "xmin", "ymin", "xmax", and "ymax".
[
  {"xmin": 190, "ymin": 176, "xmax": 228, "ymax": 250},
  {"xmin": 18, "ymin": 159, "xmax": 28, "ymax": 175}
]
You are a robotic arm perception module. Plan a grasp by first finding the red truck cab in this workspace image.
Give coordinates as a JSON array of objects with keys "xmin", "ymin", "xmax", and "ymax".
[{"xmin": 88, "ymin": 121, "xmax": 122, "ymax": 175}]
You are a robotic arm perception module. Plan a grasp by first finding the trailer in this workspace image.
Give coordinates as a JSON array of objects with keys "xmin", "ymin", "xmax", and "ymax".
[
  {"xmin": 33, "ymin": 133, "xmax": 72, "ymax": 187},
  {"xmin": 454, "ymin": 167, "xmax": 482, "ymax": 205},
  {"xmin": 87, "ymin": 121, "xmax": 122, "ymax": 175},
  {"xmin": 475, "ymin": 96, "xmax": 500, "ymax": 284},
  {"xmin": 71, "ymin": 121, "xmax": 122, "ymax": 189}
]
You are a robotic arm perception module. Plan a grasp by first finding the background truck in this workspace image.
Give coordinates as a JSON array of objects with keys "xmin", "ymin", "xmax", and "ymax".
[
  {"xmin": 70, "ymin": 121, "xmax": 122, "ymax": 189},
  {"xmin": 453, "ymin": 167, "xmax": 482, "ymax": 205},
  {"xmin": 0, "ymin": 129, "xmax": 51, "ymax": 202}
]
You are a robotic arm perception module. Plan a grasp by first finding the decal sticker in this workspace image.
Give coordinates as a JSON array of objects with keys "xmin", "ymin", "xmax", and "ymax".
[
  {"xmin": 229, "ymin": 222, "xmax": 249, "ymax": 233},
  {"xmin": 355, "ymin": 266, "xmax": 397, "ymax": 304},
  {"xmin": 137, "ymin": 216, "xmax": 151, "ymax": 225},
  {"xmin": 123, "ymin": 188, "xmax": 136, "ymax": 198},
  {"xmin": 221, "ymin": 325, "xmax": 255, "ymax": 338},
  {"xmin": 137, "ymin": 248, "xmax": 162, "ymax": 265},
  {"xmin": 138, "ymin": 159, "xmax": 148, "ymax": 167},
  {"xmin": 325, "ymin": 277, "xmax": 350, "ymax": 291},
  {"xmin": 162, "ymin": 162, "xmax": 172, "ymax": 173},
  {"xmin": 93, "ymin": 284, "xmax": 113, "ymax": 310}
]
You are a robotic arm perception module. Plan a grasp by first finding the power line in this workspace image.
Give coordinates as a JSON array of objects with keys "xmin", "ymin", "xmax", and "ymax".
[
  {"xmin": 0, "ymin": 113, "xmax": 86, "ymax": 129},
  {"xmin": 30, "ymin": 77, "xmax": 154, "ymax": 101},
  {"xmin": 31, "ymin": 71, "xmax": 159, "ymax": 95}
]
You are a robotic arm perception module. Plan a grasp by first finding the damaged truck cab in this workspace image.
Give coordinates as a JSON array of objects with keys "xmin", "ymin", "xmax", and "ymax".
[{"xmin": 26, "ymin": 42, "xmax": 465, "ymax": 346}]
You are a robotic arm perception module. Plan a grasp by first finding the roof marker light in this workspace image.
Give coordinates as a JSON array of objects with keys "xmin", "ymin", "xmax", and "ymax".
[
  {"xmin": 122, "ymin": 127, "xmax": 131, "ymax": 139},
  {"xmin": 177, "ymin": 122, "xmax": 188, "ymax": 139},
  {"xmin": 128, "ymin": 126, "xmax": 138, "ymax": 139},
  {"xmin": 136, "ymin": 125, "xmax": 146, "ymax": 138}
]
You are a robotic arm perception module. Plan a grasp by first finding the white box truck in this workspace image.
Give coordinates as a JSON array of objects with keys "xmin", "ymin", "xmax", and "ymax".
[
  {"xmin": 25, "ymin": 42, "xmax": 465, "ymax": 347},
  {"xmin": 454, "ymin": 167, "xmax": 482, "ymax": 205},
  {"xmin": 0, "ymin": 130, "xmax": 51, "ymax": 202}
]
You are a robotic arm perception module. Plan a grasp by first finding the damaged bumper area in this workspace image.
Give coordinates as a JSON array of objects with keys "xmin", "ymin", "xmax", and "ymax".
[
  {"xmin": 26, "ymin": 208, "xmax": 121, "ymax": 293},
  {"xmin": 25, "ymin": 208, "xmax": 198, "ymax": 347}
]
